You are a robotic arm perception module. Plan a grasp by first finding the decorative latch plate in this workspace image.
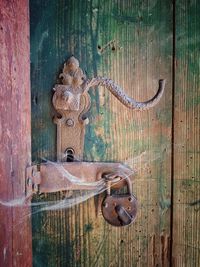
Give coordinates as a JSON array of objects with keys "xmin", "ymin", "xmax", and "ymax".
[{"xmin": 27, "ymin": 56, "xmax": 165, "ymax": 226}]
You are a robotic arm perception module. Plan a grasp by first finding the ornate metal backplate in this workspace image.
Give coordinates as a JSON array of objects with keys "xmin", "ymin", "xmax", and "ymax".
[
  {"xmin": 52, "ymin": 56, "xmax": 165, "ymax": 161},
  {"xmin": 52, "ymin": 57, "xmax": 91, "ymax": 161}
]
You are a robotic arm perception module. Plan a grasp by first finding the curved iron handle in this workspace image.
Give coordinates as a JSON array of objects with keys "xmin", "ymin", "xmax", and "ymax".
[
  {"xmin": 53, "ymin": 56, "xmax": 165, "ymax": 113},
  {"xmin": 84, "ymin": 77, "xmax": 165, "ymax": 110}
]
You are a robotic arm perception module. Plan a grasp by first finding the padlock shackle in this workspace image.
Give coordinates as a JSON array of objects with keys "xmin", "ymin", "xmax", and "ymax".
[{"xmin": 106, "ymin": 176, "xmax": 132, "ymax": 196}]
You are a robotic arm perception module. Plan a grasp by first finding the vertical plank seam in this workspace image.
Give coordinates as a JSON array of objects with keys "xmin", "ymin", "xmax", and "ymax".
[{"xmin": 170, "ymin": 0, "xmax": 176, "ymax": 265}]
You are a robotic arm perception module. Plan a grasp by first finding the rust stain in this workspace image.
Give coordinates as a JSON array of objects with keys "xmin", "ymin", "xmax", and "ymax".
[
  {"xmin": 161, "ymin": 233, "xmax": 170, "ymax": 267},
  {"xmin": 152, "ymin": 234, "xmax": 156, "ymax": 267}
]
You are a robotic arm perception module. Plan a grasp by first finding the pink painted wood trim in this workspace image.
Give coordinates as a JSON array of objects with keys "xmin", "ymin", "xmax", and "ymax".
[{"xmin": 0, "ymin": 1, "xmax": 32, "ymax": 266}]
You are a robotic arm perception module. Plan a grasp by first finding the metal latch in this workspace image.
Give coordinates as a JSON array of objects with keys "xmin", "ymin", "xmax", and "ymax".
[{"xmin": 27, "ymin": 56, "xmax": 165, "ymax": 227}]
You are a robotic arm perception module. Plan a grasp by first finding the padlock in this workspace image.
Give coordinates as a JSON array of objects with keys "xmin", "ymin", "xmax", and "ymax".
[{"xmin": 101, "ymin": 177, "xmax": 137, "ymax": 227}]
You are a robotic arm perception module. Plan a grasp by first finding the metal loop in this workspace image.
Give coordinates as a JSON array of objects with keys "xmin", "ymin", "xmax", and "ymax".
[{"xmin": 104, "ymin": 175, "xmax": 132, "ymax": 196}]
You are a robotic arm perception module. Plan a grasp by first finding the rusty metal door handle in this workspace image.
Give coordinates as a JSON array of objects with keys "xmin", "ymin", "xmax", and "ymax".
[
  {"xmin": 84, "ymin": 75, "xmax": 165, "ymax": 111},
  {"xmin": 52, "ymin": 56, "xmax": 165, "ymax": 160}
]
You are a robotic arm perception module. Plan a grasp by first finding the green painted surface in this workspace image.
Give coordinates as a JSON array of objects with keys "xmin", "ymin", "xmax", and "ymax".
[
  {"xmin": 172, "ymin": 1, "xmax": 200, "ymax": 266},
  {"xmin": 30, "ymin": 0, "xmax": 173, "ymax": 266}
]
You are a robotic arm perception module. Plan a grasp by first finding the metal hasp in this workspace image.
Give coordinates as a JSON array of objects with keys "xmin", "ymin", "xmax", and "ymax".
[
  {"xmin": 26, "ymin": 56, "xmax": 165, "ymax": 227},
  {"xmin": 26, "ymin": 162, "xmax": 134, "ymax": 195}
]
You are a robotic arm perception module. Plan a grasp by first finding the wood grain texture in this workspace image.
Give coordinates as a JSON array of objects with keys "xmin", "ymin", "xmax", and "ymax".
[
  {"xmin": 30, "ymin": 0, "xmax": 172, "ymax": 266},
  {"xmin": 0, "ymin": 1, "xmax": 32, "ymax": 266},
  {"xmin": 172, "ymin": 1, "xmax": 200, "ymax": 266}
]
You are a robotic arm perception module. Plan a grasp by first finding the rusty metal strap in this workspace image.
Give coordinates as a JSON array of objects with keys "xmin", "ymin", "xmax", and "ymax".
[{"xmin": 26, "ymin": 162, "xmax": 134, "ymax": 196}]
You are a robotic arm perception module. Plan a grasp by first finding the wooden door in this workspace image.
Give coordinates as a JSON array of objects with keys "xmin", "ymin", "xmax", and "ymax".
[{"xmin": 29, "ymin": 1, "xmax": 200, "ymax": 267}]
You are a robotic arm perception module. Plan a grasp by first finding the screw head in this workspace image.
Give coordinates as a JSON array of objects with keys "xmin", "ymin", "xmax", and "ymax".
[
  {"xmin": 66, "ymin": 118, "xmax": 74, "ymax": 127},
  {"xmin": 34, "ymin": 184, "xmax": 39, "ymax": 192},
  {"xmin": 27, "ymin": 178, "xmax": 32, "ymax": 186}
]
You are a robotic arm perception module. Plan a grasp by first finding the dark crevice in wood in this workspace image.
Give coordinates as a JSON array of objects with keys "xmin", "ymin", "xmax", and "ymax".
[{"xmin": 170, "ymin": 0, "xmax": 176, "ymax": 265}]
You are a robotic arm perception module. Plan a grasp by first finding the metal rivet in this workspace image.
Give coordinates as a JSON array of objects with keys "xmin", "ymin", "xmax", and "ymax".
[
  {"xmin": 128, "ymin": 197, "xmax": 133, "ymax": 202},
  {"xmin": 27, "ymin": 178, "xmax": 32, "ymax": 186},
  {"xmin": 34, "ymin": 184, "xmax": 38, "ymax": 192},
  {"xmin": 66, "ymin": 119, "xmax": 74, "ymax": 127}
]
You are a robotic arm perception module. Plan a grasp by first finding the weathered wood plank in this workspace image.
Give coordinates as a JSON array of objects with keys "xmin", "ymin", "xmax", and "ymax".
[
  {"xmin": 173, "ymin": 1, "xmax": 200, "ymax": 266},
  {"xmin": 0, "ymin": 1, "xmax": 32, "ymax": 266},
  {"xmin": 30, "ymin": 0, "xmax": 172, "ymax": 266}
]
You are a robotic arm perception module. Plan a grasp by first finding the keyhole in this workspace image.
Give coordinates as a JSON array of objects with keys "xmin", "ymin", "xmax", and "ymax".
[{"xmin": 65, "ymin": 148, "xmax": 74, "ymax": 162}]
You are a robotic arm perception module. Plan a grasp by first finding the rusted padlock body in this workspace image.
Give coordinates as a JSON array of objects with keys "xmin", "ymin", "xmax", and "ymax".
[{"xmin": 102, "ymin": 178, "xmax": 137, "ymax": 227}]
